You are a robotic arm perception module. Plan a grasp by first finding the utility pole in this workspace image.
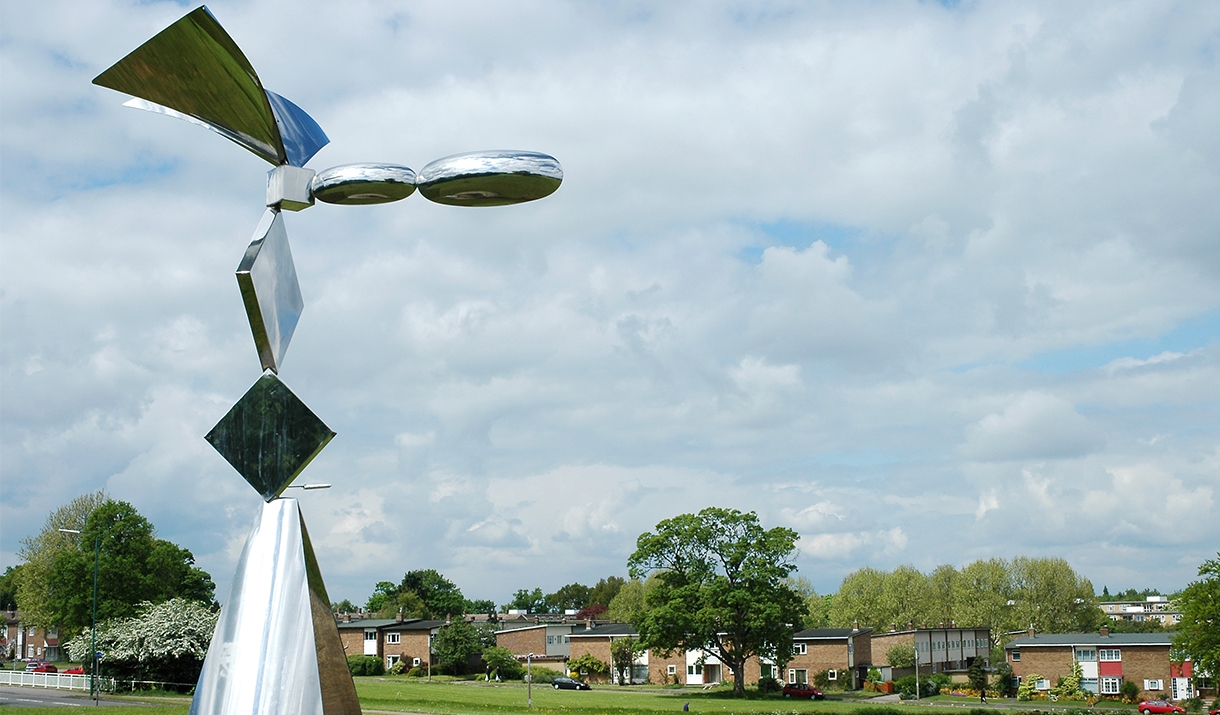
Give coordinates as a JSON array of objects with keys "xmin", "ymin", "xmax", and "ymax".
[{"xmin": 527, "ymin": 653, "xmax": 534, "ymax": 708}]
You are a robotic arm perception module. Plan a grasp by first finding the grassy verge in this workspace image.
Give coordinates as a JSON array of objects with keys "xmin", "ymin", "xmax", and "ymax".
[{"xmin": 358, "ymin": 678, "xmax": 939, "ymax": 714}]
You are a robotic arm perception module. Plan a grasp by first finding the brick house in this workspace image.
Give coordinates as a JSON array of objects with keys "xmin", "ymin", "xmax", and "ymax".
[
  {"xmin": 1004, "ymin": 626, "xmax": 1196, "ymax": 700},
  {"xmin": 782, "ymin": 627, "xmax": 874, "ymax": 689},
  {"xmin": 568, "ymin": 623, "xmax": 781, "ymax": 688},
  {"xmin": 495, "ymin": 623, "xmax": 578, "ymax": 659},
  {"xmin": 3, "ymin": 610, "xmax": 61, "ymax": 662},
  {"xmin": 336, "ymin": 614, "xmax": 445, "ymax": 671},
  {"xmin": 871, "ymin": 626, "xmax": 991, "ymax": 681}
]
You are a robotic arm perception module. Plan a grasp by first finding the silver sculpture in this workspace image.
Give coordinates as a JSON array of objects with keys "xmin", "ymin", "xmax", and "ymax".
[{"xmin": 93, "ymin": 6, "xmax": 562, "ymax": 714}]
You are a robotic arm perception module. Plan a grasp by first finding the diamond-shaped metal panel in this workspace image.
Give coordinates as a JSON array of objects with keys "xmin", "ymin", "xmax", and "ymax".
[
  {"xmin": 237, "ymin": 210, "xmax": 303, "ymax": 373},
  {"xmin": 205, "ymin": 373, "xmax": 334, "ymax": 501}
]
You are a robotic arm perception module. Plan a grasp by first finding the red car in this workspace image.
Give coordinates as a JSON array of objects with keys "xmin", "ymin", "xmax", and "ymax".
[
  {"xmin": 25, "ymin": 661, "xmax": 58, "ymax": 673},
  {"xmin": 782, "ymin": 682, "xmax": 825, "ymax": 699},
  {"xmin": 1138, "ymin": 701, "xmax": 1186, "ymax": 715},
  {"xmin": 62, "ymin": 666, "xmax": 84, "ymax": 675}
]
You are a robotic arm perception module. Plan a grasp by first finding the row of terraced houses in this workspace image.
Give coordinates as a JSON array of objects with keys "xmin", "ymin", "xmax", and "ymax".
[{"xmin": 340, "ymin": 612, "xmax": 1211, "ymax": 701}]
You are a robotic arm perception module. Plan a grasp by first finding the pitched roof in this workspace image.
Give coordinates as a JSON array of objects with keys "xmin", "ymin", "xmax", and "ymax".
[
  {"xmin": 793, "ymin": 628, "xmax": 874, "ymax": 640},
  {"xmin": 337, "ymin": 618, "xmax": 399, "ymax": 630},
  {"xmin": 383, "ymin": 619, "xmax": 446, "ymax": 632},
  {"xmin": 335, "ymin": 618, "xmax": 446, "ymax": 631},
  {"xmin": 569, "ymin": 623, "xmax": 638, "ymax": 638},
  {"xmin": 1005, "ymin": 633, "xmax": 1173, "ymax": 648}
]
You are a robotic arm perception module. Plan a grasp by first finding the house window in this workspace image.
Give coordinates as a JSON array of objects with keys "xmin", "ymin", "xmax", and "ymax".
[
  {"xmin": 413, "ymin": 657, "xmax": 421, "ymax": 667},
  {"xmin": 386, "ymin": 633, "xmax": 401, "ymax": 645},
  {"xmin": 387, "ymin": 655, "xmax": 400, "ymax": 667},
  {"xmin": 793, "ymin": 643, "xmax": 807, "ymax": 655},
  {"xmin": 547, "ymin": 636, "xmax": 555, "ymax": 644},
  {"xmin": 688, "ymin": 665, "xmax": 695, "ymax": 675},
  {"xmin": 668, "ymin": 665, "xmax": 677, "ymax": 675},
  {"xmin": 1100, "ymin": 677, "xmax": 1122, "ymax": 694},
  {"xmin": 1036, "ymin": 679, "xmax": 1051, "ymax": 691},
  {"xmin": 1082, "ymin": 678, "xmax": 1098, "ymax": 693},
  {"xmin": 1075, "ymin": 649, "xmax": 1097, "ymax": 662},
  {"xmin": 1011, "ymin": 649, "xmax": 1020, "ymax": 662},
  {"xmin": 1145, "ymin": 680, "xmax": 1163, "ymax": 691},
  {"xmin": 828, "ymin": 669, "xmax": 838, "ymax": 681},
  {"xmin": 789, "ymin": 669, "xmax": 807, "ymax": 684},
  {"xmin": 760, "ymin": 664, "xmax": 773, "ymax": 678},
  {"xmin": 564, "ymin": 636, "xmax": 570, "ymax": 643},
  {"xmin": 364, "ymin": 630, "xmax": 376, "ymax": 641},
  {"xmin": 1099, "ymin": 649, "xmax": 1121, "ymax": 661}
]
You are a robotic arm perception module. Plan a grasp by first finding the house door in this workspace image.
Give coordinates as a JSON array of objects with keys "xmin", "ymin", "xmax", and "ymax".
[
  {"xmin": 364, "ymin": 629, "xmax": 378, "ymax": 656},
  {"xmin": 1171, "ymin": 678, "xmax": 1191, "ymax": 701}
]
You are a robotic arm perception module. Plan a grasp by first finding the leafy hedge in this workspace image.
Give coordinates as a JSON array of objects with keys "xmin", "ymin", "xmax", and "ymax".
[{"xmin": 347, "ymin": 654, "xmax": 385, "ymax": 676}]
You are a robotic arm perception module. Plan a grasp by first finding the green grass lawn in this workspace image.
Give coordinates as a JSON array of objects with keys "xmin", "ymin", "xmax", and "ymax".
[
  {"xmin": 1, "ymin": 678, "xmax": 1146, "ymax": 715},
  {"xmin": 358, "ymin": 678, "xmax": 909, "ymax": 714}
]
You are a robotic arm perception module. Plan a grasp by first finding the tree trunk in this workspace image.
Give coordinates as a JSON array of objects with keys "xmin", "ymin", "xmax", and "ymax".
[{"xmin": 731, "ymin": 659, "xmax": 746, "ymax": 695}]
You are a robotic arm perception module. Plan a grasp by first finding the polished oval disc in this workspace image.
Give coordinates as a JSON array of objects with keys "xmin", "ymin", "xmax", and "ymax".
[
  {"xmin": 416, "ymin": 150, "xmax": 563, "ymax": 207},
  {"xmin": 311, "ymin": 164, "xmax": 416, "ymax": 205}
]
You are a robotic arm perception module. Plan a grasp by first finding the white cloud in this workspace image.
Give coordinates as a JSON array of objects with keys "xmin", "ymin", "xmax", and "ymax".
[{"xmin": 2, "ymin": 1, "xmax": 1218, "ymax": 604}]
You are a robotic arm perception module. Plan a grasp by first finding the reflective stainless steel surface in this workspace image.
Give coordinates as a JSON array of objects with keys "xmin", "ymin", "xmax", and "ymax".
[
  {"xmin": 266, "ymin": 166, "xmax": 316, "ymax": 212},
  {"xmin": 189, "ymin": 499, "xmax": 360, "ymax": 715},
  {"xmin": 416, "ymin": 150, "xmax": 563, "ymax": 206},
  {"xmin": 311, "ymin": 163, "xmax": 417, "ymax": 205},
  {"xmin": 266, "ymin": 90, "xmax": 329, "ymax": 168},
  {"xmin": 94, "ymin": 6, "xmax": 286, "ymax": 165},
  {"xmin": 237, "ymin": 210, "xmax": 304, "ymax": 371},
  {"xmin": 205, "ymin": 373, "xmax": 335, "ymax": 501}
]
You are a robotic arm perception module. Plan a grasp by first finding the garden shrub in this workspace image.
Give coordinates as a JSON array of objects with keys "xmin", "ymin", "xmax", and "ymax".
[
  {"xmin": 1017, "ymin": 674, "xmax": 1042, "ymax": 701},
  {"xmin": 346, "ymin": 655, "xmax": 385, "ymax": 676},
  {"xmin": 1119, "ymin": 680, "xmax": 1141, "ymax": 702},
  {"xmin": 388, "ymin": 659, "xmax": 407, "ymax": 675},
  {"xmin": 527, "ymin": 666, "xmax": 563, "ymax": 684},
  {"xmin": 895, "ymin": 674, "xmax": 940, "ymax": 698},
  {"xmin": 757, "ymin": 676, "xmax": 782, "ymax": 694}
]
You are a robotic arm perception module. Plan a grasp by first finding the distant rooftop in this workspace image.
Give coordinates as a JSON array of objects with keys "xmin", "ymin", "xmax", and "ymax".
[{"xmin": 1005, "ymin": 632, "xmax": 1173, "ymax": 648}]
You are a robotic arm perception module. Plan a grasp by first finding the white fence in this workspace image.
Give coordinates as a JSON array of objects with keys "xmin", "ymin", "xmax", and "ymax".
[{"xmin": 0, "ymin": 670, "xmax": 113, "ymax": 691}]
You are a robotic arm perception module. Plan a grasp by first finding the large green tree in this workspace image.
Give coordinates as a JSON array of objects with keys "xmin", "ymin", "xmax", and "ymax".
[
  {"xmin": 15, "ymin": 491, "xmax": 108, "ymax": 628},
  {"xmin": 588, "ymin": 576, "xmax": 626, "ymax": 607},
  {"xmin": 881, "ymin": 565, "xmax": 932, "ymax": 628},
  {"xmin": 829, "ymin": 567, "xmax": 887, "ymax": 628},
  {"xmin": 952, "ymin": 558, "xmax": 1014, "ymax": 644},
  {"xmin": 628, "ymin": 507, "xmax": 805, "ymax": 696},
  {"xmin": 546, "ymin": 582, "xmax": 591, "ymax": 613},
  {"xmin": 605, "ymin": 579, "xmax": 646, "ymax": 623},
  {"xmin": 400, "ymin": 569, "xmax": 466, "ymax": 619},
  {"xmin": 503, "ymin": 587, "xmax": 547, "ymax": 614},
  {"xmin": 1172, "ymin": 553, "xmax": 1219, "ymax": 680},
  {"xmin": 432, "ymin": 619, "xmax": 482, "ymax": 674},
  {"xmin": 0, "ymin": 565, "xmax": 20, "ymax": 611},
  {"xmin": 928, "ymin": 564, "xmax": 959, "ymax": 627},
  {"xmin": 46, "ymin": 499, "xmax": 215, "ymax": 629},
  {"xmin": 1009, "ymin": 556, "xmax": 1100, "ymax": 633}
]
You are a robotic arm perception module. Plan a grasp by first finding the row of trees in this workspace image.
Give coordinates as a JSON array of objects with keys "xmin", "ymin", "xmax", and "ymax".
[
  {"xmin": 500, "ymin": 576, "xmax": 627, "ymax": 616},
  {"xmin": 10, "ymin": 492, "xmax": 216, "ymax": 635},
  {"xmin": 825, "ymin": 557, "xmax": 1103, "ymax": 642}
]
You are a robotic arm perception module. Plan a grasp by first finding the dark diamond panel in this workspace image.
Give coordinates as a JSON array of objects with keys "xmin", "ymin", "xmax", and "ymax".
[{"xmin": 206, "ymin": 373, "xmax": 335, "ymax": 501}]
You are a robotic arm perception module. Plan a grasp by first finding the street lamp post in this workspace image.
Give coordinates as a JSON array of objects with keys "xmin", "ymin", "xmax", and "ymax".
[
  {"xmin": 527, "ymin": 653, "xmax": 534, "ymax": 708},
  {"xmin": 58, "ymin": 528, "xmax": 99, "ymax": 703}
]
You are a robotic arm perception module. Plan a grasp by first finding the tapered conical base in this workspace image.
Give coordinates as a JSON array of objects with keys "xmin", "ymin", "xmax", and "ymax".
[{"xmin": 190, "ymin": 499, "xmax": 360, "ymax": 715}]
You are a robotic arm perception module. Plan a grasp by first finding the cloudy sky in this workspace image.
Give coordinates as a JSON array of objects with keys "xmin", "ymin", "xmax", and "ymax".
[{"xmin": 2, "ymin": 0, "xmax": 1218, "ymax": 609}]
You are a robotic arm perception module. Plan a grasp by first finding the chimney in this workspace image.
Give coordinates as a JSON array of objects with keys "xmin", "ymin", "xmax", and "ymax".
[
  {"xmin": 1099, "ymin": 624, "xmax": 1109, "ymax": 637},
  {"xmin": 890, "ymin": 623, "xmax": 897, "ymax": 632},
  {"xmin": 396, "ymin": 610, "xmax": 404, "ymax": 623},
  {"xmin": 852, "ymin": 620, "xmax": 859, "ymax": 632},
  {"xmin": 1028, "ymin": 626, "xmax": 1036, "ymax": 638},
  {"xmin": 343, "ymin": 613, "xmax": 351, "ymax": 623}
]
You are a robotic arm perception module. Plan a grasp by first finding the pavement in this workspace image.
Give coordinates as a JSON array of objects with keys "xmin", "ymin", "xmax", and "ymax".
[{"xmin": 0, "ymin": 685, "xmax": 152, "ymax": 708}]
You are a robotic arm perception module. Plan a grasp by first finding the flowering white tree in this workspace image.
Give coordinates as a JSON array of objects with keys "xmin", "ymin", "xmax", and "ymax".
[{"xmin": 66, "ymin": 598, "xmax": 218, "ymax": 687}]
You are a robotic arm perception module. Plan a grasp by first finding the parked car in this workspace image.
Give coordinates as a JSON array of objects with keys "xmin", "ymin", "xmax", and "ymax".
[
  {"xmin": 1138, "ymin": 701, "xmax": 1186, "ymax": 715},
  {"xmin": 551, "ymin": 676, "xmax": 591, "ymax": 690},
  {"xmin": 782, "ymin": 682, "xmax": 825, "ymax": 699},
  {"xmin": 62, "ymin": 666, "xmax": 84, "ymax": 675},
  {"xmin": 25, "ymin": 661, "xmax": 57, "ymax": 673}
]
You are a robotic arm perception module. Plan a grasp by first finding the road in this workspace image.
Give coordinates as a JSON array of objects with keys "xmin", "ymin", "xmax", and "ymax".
[{"xmin": 0, "ymin": 685, "xmax": 150, "ymax": 708}]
